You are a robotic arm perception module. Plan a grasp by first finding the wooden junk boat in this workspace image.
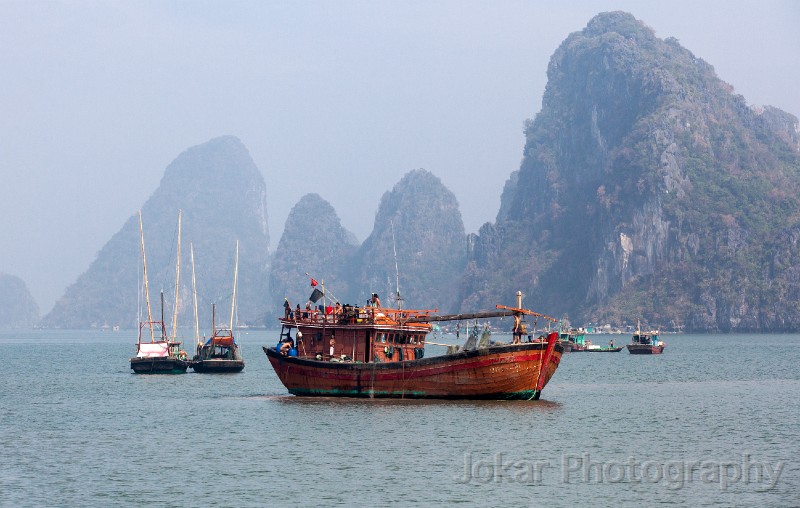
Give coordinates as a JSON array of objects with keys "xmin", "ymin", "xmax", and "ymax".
[
  {"xmin": 191, "ymin": 306, "xmax": 245, "ymax": 373},
  {"xmin": 130, "ymin": 210, "xmax": 189, "ymax": 374},
  {"xmin": 190, "ymin": 242, "xmax": 245, "ymax": 373},
  {"xmin": 626, "ymin": 322, "xmax": 665, "ymax": 354},
  {"xmin": 263, "ymin": 290, "xmax": 563, "ymax": 400}
]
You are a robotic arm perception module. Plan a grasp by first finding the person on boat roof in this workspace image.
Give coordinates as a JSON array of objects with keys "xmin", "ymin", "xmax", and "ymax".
[
  {"xmin": 370, "ymin": 293, "xmax": 381, "ymax": 308},
  {"xmin": 283, "ymin": 298, "xmax": 291, "ymax": 318}
]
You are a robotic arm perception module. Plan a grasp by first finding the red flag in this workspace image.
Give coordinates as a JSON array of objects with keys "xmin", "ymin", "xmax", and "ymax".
[{"xmin": 310, "ymin": 278, "xmax": 318, "ymax": 287}]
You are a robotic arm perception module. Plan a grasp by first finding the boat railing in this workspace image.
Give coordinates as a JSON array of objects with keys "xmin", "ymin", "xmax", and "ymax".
[{"xmin": 285, "ymin": 306, "xmax": 435, "ymax": 326}]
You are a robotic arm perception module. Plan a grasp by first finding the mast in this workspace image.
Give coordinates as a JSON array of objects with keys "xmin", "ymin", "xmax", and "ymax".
[
  {"xmin": 391, "ymin": 220, "xmax": 402, "ymax": 310},
  {"xmin": 171, "ymin": 209, "xmax": 182, "ymax": 340},
  {"xmin": 212, "ymin": 303, "xmax": 217, "ymax": 336},
  {"xmin": 190, "ymin": 242, "xmax": 200, "ymax": 345},
  {"xmin": 160, "ymin": 291, "xmax": 166, "ymax": 341},
  {"xmin": 229, "ymin": 240, "xmax": 239, "ymax": 330},
  {"xmin": 138, "ymin": 210, "xmax": 155, "ymax": 342}
]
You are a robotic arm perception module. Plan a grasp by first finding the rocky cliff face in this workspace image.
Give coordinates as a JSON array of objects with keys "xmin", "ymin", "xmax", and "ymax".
[
  {"xmin": 460, "ymin": 11, "xmax": 800, "ymax": 331},
  {"xmin": 270, "ymin": 193, "xmax": 358, "ymax": 316},
  {"xmin": 347, "ymin": 169, "xmax": 467, "ymax": 312},
  {"xmin": 0, "ymin": 274, "xmax": 39, "ymax": 328},
  {"xmin": 42, "ymin": 136, "xmax": 270, "ymax": 329},
  {"xmin": 272, "ymin": 170, "xmax": 467, "ymax": 314}
]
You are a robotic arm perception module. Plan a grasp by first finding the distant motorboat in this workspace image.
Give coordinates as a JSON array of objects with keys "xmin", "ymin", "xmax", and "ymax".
[{"xmin": 626, "ymin": 321, "xmax": 665, "ymax": 354}]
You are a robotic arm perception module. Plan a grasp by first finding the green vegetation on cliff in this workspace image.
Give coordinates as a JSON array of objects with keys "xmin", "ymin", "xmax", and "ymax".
[{"xmin": 461, "ymin": 11, "xmax": 800, "ymax": 332}]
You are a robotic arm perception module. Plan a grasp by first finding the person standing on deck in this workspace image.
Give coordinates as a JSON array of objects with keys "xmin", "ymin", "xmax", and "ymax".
[{"xmin": 512, "ymin": 315, "xmax": 522, "ymax": 344}]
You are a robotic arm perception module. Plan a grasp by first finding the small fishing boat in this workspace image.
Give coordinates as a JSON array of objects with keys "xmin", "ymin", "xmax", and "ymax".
[
  {"xmin": 130, "ymin": 210, "xmax": 189, "ymax": 374},
  {"xmin": 129, "ymin": 295, "xmax": 189, "ymax": 374},
  {"xmin": 190, "ymin": 242, "xmax": 245, "ymax": 373},
  {"xmin": 584, "ymin": 339, "xmax": 623, "ymax": 352},
  {"xmin": 626, "ymin": 322, "xmax": 665, "ymax": 354},
  {"xmin": 263, "ymin": 287, "xmax": 563, "ymax": 400},
  {"xmin": 191, "ymin": 327, "xmax": 244, "ymax": 373},
  {"xmin": 559, "ymin": 327, "xmax": 587, "ymax": 352}
]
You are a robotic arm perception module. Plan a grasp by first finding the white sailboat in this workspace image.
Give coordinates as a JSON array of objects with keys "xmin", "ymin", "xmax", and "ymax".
[{"xmin": 129, "ymin": 210, "xmax": 189, "ymax": 374}]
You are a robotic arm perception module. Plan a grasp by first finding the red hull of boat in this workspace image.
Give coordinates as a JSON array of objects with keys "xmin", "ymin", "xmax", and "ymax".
[{"xmin": 263, "ymin": 341, "xmax": 562, "ymax": 400}]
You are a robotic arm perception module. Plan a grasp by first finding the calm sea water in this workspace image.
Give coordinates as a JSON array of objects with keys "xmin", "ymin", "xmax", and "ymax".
[{"xmin": 0, "ymin": 330, "xmax": 797, "ymax": 507}]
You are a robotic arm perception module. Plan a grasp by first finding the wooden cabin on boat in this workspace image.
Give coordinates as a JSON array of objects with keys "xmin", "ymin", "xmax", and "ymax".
[{"xmin": 277, "ymin": 305, "xmax": 433, "ymax": 363}]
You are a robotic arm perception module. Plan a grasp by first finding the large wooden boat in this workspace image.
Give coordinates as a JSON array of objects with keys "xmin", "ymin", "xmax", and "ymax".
[
  {"xmin": 130, "ymin": 210, "xmax": 189, "ymax": 374},
  {"xmin": 626, "ymin": 322, "xmax": 665, "ymax": 354},
  {"xmin": 263, "ymin": 289, "xmax": 563, "ymax": 400},
  {"xmin": 190, "ymin": 242, "xmax": 245, "ymax": 373}
]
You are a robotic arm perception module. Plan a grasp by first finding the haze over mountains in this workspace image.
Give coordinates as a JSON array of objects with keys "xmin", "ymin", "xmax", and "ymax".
[
  {"xmin": 8, "ymin": 12, "xmax": 800, "ymax": 332},
  {"xmin": 41, "ymin": 136, "xmax": 270, "ymax": 329},
  {"xmin": 0, "ymin": 274, "xmax": 39, "ymax": 328}
]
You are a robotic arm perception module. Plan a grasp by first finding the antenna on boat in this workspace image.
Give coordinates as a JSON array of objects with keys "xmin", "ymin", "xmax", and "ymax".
[
  {"xmin": 190, "ymin": 242, "xmax": 200, "ymax": 346},
  {"xmin": 230, "ymin": 240, "xmax": 239, "ymax": 331},
  {"xmin": 391, "ymin": 220, "xmax": 402, "ymax": 310},
  {"xmin": 171, "ymin": 209, "xmax": 181, "ymax": 340},
  {"xmin": 138, "ymin": 210, "xmax": 155, "ymax": 342}
]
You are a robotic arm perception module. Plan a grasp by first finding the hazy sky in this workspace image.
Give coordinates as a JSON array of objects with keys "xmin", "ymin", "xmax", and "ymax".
[{"xmin": 2, "ymin": 1, "xmax": 798, "ymax": 314}]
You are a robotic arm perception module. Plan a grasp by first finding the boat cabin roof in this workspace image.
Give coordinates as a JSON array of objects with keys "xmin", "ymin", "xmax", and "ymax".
[{"xmin": 281, "ymin": 305, "xmax": 433, "ymax": 332}]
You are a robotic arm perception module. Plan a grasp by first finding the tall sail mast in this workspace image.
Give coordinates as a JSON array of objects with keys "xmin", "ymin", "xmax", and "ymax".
[
  {"xmin": 190, "ymin": 242, "xmax": 200, "ymax": 345},
  {"xmin": 160, "ymin": 291, "xmax": 166, "ymax": 340},
  {"xmin": 391, "ymin": 220, "xmax": 402, "ymax": 310},
  {"xmin": 138, "ymin": 210, "xmax": 155, "ymax": 342},
  {"xmin": 229, "ymin": 240, "xmax": 239, "ymax": 330},
  {"xmin": 171, "ymin": 209, "xmax": 181, "ymax": 340}
]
